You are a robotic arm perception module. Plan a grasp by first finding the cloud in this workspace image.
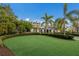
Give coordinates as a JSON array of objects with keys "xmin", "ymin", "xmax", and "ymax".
[
  {"xmin": 32, "ymin": 19, "xmax": 43, "ymax": 23},
  {"xmin": 25, "ymin": 18, "xmax": 30, "ymax": 21}
]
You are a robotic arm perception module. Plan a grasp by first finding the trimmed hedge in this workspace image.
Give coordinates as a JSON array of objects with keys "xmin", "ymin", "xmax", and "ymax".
[
  {"xmin": 41, "ymin": 33, "xmax": 74, "ymax": 40},
  {"xmin": 0, "ymin": 32, "xmax": 41, "ymax": 41},
  {"xmin": 0, "ymin": 32, "xmax": 74, "ymax": 41},
  {"xmin": 71, "ymin": 33, "xmax": 79, "ymax": 36}
]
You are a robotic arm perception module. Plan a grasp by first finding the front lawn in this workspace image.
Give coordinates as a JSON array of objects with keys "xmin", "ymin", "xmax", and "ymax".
[{"xmin": 3, "ymin": 35, "xmax": 79, "ymax": 56}]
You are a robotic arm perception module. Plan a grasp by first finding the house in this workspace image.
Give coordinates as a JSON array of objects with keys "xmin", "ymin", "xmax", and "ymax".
[
  {"xmin": 31, "ymin": 21, "xmax": 54, "ymax": 33},
  {"xmin": 31, "ymin": 22, "xmax": 41, "ymax": 32}
]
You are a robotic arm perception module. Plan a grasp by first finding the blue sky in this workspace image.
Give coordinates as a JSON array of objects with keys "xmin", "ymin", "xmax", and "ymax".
[{"xmin": 9, "ymin": 3, "xmax": 79, "ymax": 22}]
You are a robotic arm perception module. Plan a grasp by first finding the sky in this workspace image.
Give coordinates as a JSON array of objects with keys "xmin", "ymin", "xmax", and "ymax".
[{"xmin": 9, "ymin": 3, "xmax": 79, "ymax": 22}]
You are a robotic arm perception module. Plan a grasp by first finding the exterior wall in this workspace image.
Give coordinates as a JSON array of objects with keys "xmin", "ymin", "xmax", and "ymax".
[
  {"xmin": 31, "ymin": 22, "xmax": 54, "ymax": 33},
  {"xmin": 37, "ymin": 29, "xmax": 40, "ymax": 32},
  {"xmin": 51, "ymin": 29, "xmax": 54, "ymax": 33},
  {"xmin": 31, "ymin": 28, "xmax": 40, "ymax": 32},
  {"xmin": 31, "ymin": 29, "xmax": 34, "ymax": 32},
  {"xmin": 41, "ymin": 29, "xmax": 44, "ymax": 33}
]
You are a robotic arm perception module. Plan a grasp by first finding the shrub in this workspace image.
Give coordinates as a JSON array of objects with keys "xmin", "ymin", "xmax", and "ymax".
[
  {"xmin": 41, "ymin": 33, "xmax": 74, "ymax": 40},
  {"xmin": 0, "ymin": 32, "xmax": 74, "ymax": 41},
  {"xmin": 0, "ymin": 32, "xmax": 41, "ymax": 41},
  {"xmin": 71, "ymin": 32, "xmax": 79, "ymax": 36}
]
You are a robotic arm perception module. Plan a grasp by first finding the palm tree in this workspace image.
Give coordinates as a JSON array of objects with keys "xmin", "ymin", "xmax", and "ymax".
[
  {"xmin": 63, "ymin": 3, "xmax": 67, "ymax": 35},
  {"xmin": 55, "ymin": 18, "xmax": 68, "ymax": 33},
  {"xmin": 66, "ymin": 10, "xmax": 79, "ymax": 33},
  {"xmin": 41, "ymin": 13, "xmax": 54, "ymax": 33}
]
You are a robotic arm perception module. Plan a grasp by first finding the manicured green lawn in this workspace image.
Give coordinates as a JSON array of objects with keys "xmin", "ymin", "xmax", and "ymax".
[{"xmin": 3, "ymin": 35, "xmax": 79, "ymax": 56}]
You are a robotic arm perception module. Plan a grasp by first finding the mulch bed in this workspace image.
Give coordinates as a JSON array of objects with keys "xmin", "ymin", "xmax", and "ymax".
[{"xmin": 0, "ymin": 45, "xmax": 15, "ymax": 56}]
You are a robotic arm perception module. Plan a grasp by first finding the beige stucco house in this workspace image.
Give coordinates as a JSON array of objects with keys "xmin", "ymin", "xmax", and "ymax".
[{"xmin": 31, "ymin": 22, "xmax": 54, "ymax": 33}]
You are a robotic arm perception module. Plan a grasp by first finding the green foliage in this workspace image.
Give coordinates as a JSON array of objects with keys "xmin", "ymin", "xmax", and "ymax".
[
  {"xmin": 0, "ymin": 33, "xmax": 73, "ymax": 41},
  {"xmin": 0, "ymin": 23, "xmax": 8, "ymax": 35},
  {"xmin": 24, "ymin": 21, "xmax": 32, "ymax": 30},
  {"xmin": 16, "ymin": 20, "xmax": 32, "ymax": 33},
  {"xmin": 0, "ymin": 4, "xmax": 32, "ymax": 35},
  {"xmin": 41, "ymin": 13, "xmax": 54, "ymax": 33},
  {"xmin": 7, "ymin": 22, "xmax": 16, "ymax": 34},
  {"xmin": 66, "ymin": 10, "xmax": 79, "ymax": 32},
  {"xmin": 18, "ymin": 23, "xmax": 25, "ymax": 33},
  {"xmin": 55, "ymin": 18, "xmax": 68, "ymax": 32},
  {"xmin": 0, "ymin": 39, "xmax": 3, "ymax": 45},
  {"xmin": 41, "ymin": 33, "xmax": 73, "ymax": 40}
]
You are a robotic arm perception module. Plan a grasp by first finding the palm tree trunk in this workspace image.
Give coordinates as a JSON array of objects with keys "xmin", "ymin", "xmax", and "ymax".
[
  {"xmin": 77, "ymin": 21, "xmax": 79, "ymax": 33},
  {"xmin": 53, "ymin": 23, "xmax": 55, "ymax": 34},
  {"xmin": 77, "ymin": 17, "xmax": 79, "ymax": 33},
  {"xmin": 63, "ymin": 3, "xmax": 67, "ymax": 35},
  {"xmin": 63, "ymin": 20, "xmax": 66, "ymax": 35},
  {"xmin": 45, "ymin": 22, "xmax": 48, "ymax": 33},
  {"xmin": 45, "ymin": 26, "xmax": 47, "ymax": 33}
]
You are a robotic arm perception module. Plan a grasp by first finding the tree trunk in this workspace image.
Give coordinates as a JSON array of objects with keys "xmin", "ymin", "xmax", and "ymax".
[
  {"xmin": 63, "ymin": 21, "xmax": 66, "ymax": 35},
  {"xmin": 45, "ymin": 23, "xmax": 48, "ymax": 33},
  {"xmin": 62, "ymin": 18, "xmax": 66, "ymax": 35},
  {"xmin": 76, "ymin": 24, "xmax": 78, "ymax": 33},
  {"xmin": 53, "ymin": 23, "xmax": 55, "ymax": 34},
  {"xmin": 45, "ymin": 27, "xmax": 47, "ymax": 33}
]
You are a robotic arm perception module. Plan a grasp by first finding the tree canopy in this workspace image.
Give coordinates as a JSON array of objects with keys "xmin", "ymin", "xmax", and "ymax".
[{"xmin": 0, "ymin": 4, "xmax": 32, "ymax": 35}]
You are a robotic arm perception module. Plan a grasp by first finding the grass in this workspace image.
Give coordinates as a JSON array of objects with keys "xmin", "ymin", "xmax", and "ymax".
[{"xmin": 3, "ymin": 35, "xmax": 79, "ymax": 56}]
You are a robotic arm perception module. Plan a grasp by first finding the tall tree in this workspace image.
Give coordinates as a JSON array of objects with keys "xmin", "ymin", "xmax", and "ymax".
[
  {"xmin": 55, "ymin": 18, "xmax": 68, "ymax": 33},
  {"xmin": 66, "ymin": 10, "xmax": 79, "ymax": 32},
  {"xmin": 41, "ymin": 13, "xmax": 54, "ymax": 33},
  {"xmin": 0, "ymin": 4, "xmax": 17, "ymax": 34},
  {"xmin": 63, "ymin": 3, "xmax": 67, "ymax": 35}
]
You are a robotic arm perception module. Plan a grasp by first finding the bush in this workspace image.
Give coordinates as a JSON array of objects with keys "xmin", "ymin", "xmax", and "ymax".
[
  {"xmin": 0, "ymin": 32, "xmax": 41, "ymax": 41},
  {"xmin": 71, "ymin": 32, "xmax": 79, "ymax": 36},
  {"xmin": 41, "ymin": 33, "xmax": 74, "ymax": 40},
  {"xmin": 0, "ymin": 32, "xmax": 74, "ymax": 41}
]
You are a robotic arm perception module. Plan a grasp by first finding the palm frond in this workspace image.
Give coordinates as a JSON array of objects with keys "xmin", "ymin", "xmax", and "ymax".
[
  {"xmin": 49, "ymin": 20, "xmax": 54, "ymax": 27},
  {"xmin": 47, "ymin": 16, "xmax": 53, "ymax": 19},
  {"xmin": 66, "ymin": 10, "xmax": 79, "ymax": 22},
  {"xmin": 41, "ymin": 22, "xmax": 45, "ymax": 26}
]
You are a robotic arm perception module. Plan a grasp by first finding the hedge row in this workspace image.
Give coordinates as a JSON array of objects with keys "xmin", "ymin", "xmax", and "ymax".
[
  {"xmin": 0, "ymin": 32, "xmax": 74, "ymax": 41},
  {"xmin": 71, "ymin": 33, "xmax": 79, "ymax": 36},
  {"xmin": 0, "ymin": 32, "xmax": 41, "ymax": 41},
  {"xmin": 41, "ymin": 33, "xmax": 74, "ymax": 40}
]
